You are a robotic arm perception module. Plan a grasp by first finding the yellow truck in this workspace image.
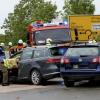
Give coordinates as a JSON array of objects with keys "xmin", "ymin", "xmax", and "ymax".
[{"xmin": 69, "ymin": 15, "xmax": 100, "ymax": 41}]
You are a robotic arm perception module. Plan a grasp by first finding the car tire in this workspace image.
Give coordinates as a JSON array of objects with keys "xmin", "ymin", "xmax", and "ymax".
[
  {"xmin": 64, "ymin": 78, "xmax": 74, "ymax": 87},
  {"xmin": 31, "ymin": 70, "xmax": 42, "ymax": 85}
]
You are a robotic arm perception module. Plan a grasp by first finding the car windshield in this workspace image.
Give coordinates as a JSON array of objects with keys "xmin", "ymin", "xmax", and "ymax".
[
  {"xmin": 65, "ymin": 47, "xmax": 99, "ymax": 57},
  {"xmin": 34, "ymin": 28, "xmax": 70, "ymax": 45},
  {"xmin": 50, "ymin": 47, "xmax": 68, "ymax": 56}
]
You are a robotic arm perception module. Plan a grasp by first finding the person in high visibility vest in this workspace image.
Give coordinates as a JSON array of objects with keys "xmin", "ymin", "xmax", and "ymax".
[
  {"xmin": 46, "ymin": 38, "xmax": 52, "ymax": 47},
  {"xmin": 16, "ymin": 39, "xmax": 24, "ymax": 52},
  {"xmin": 0, "ymin": 57, "xmax": 18, "ymax": 86},
  {"xmin": 1, "ymin": 59, "xmax": 9, "ymax": 86}
]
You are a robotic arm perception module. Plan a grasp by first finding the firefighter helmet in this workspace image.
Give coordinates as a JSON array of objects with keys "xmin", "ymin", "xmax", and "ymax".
[
  {"xmin": 0, "ymin": 43, "xmax": 5, "ymax": 47},
  {"xmin": 8, "ymin": 42, "xmax": 12, "ymax": 46},
  {"xmin": 18, "ymin": 39, "xmax": 23, "ymax": 44}
]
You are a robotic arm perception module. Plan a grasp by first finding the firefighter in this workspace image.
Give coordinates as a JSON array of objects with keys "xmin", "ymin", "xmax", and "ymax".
[
  {"xmin": 0, "ymin": 47, "xmax": 9, "ymax": 86},
  {"xmin": 0, "ymin": 60, "xmax": 9, "ymax": 86},
  {"xmin": 8, "ymin": 42, "xmax": 15, "ymax": 57},
  {"xmin": 46, "ymin": 38, "xmax": 52, "ymax": 47},
  {"xmin": 0, "ymin": 43, "xmax": 5, "ymax": 47},
  {"xmin": 16, "ymin": 39, "xmax": 24, "ymax": 51},
  {"xmin": 0, "ymin": 57, "xmax": 18, "ymax": 86},
  {"xmin": 8, "ymin": 42, "xmax": 12, "ymax": 47}
]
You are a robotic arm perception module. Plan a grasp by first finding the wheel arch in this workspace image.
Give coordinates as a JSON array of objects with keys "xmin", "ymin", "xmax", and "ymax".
[{"xmin": 29, "ymin": 67, "xmax": 42, "ymax": 77}]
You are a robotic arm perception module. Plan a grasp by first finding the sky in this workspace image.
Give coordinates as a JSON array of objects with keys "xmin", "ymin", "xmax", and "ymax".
[{"xmin": 0, "ymin": 0, "xmax": 100, "ymax": 34}]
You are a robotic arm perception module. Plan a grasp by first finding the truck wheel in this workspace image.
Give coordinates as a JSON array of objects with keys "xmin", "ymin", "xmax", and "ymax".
[
  {"xmin": 64, "ymin": 78, "xmax": 74, "ymax": 87},
  {"xmin": 31, "ymin": 70, "xmax": 42, "ymax": 85}
]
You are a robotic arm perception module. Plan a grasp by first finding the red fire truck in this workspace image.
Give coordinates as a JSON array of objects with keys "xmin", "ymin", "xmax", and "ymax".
[{"xmin": 27, "ymin": 21, "xmax": 71, "ymax": 46}]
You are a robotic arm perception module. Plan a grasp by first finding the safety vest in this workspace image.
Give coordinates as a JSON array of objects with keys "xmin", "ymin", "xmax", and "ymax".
[
  {"xmin": 46, "ymin": 43, "xmax": 51, "ymax": 47},
  {"xmin": 46, "ymin": 38, "xmax": 52, "ymax": 47},
  {"xmin": 3, "ymin": 58, "xmax": 17, "ymax": 69}
]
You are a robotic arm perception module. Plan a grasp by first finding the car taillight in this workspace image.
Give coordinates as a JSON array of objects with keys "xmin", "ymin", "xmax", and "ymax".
[
  {"xmin": 61, "ymin": 58, "xmax": 70, "ymax": 64},
  {"xmin": 92, "ymin": 57, "xmax": 100, "ymax": 63},
  {"xmin": 47, "ymin": 58, "xmax": 60, "ymax": 63}
]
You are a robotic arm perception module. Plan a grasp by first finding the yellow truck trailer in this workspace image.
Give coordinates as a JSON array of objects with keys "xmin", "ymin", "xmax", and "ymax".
[{"xmin": 69, "ymin": 15, "xmax": 100, "ymax": 41}]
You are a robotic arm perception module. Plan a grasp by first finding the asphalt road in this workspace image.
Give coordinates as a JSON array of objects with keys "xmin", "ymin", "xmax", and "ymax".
[{"xmin": 1, "ymin": 79, "xmax": 100, "ymax": 100}]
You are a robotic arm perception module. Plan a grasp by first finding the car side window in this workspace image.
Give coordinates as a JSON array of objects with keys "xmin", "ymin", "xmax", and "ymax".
[
  {"xmin": 21, "ymin": 50, "xmax": 33, "ymax": 60},
  {"xmin": 34, "ymin": 50, "xmax": 45, "ymax": 58}
]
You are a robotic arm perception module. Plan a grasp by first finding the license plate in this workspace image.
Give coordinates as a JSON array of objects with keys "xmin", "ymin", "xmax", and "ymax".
[{"xmin": 73, "ymin": 65, "xmax": 79, "ymax": 69}]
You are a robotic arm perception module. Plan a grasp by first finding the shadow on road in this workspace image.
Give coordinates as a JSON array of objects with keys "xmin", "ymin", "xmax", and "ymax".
[
  {"xmin": 11, "ymin": 78, "xmax": 64, "ymax": 86},
  {"xmin": 75, "ymin": 80, "xmax": 100, "ymax": 88},
  {"xmin": 2, "ymin": 78, "xmax": 100, "ymax": 88}
]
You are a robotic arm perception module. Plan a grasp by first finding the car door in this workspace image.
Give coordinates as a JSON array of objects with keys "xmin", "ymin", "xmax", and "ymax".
[
  {"xmin": 18, "ymin": 49, "xmax": 33, "ymax": 79},
  {"xmin": 33, "ymin": 49, "xmax": 54, "ymax": 75}
]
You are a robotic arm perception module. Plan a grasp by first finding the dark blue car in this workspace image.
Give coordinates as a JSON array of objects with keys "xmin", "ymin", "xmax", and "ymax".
[{"xmin": 60, "ymin": 45, "xmax": 100, "ymax": 87}]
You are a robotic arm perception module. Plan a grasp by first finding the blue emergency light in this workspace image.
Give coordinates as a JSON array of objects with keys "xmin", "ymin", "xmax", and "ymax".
[{"xmin": 31, "ymin": 21, "xmax": 68, "ymax": 28}]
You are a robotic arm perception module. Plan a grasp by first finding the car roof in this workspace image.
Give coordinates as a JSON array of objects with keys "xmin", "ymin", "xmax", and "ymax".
[
  {"xmin": 24, "ymin": 45, "xmax": 69, "ymax": 51},
  {"xmin": 69, "ymin": 44, "xmax": 100, "ymax": 48}
]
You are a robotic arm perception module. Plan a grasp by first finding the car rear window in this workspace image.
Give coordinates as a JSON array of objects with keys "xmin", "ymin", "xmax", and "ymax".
[
  {"xmin": 50, "ymin": 47, "xmax": 68, "ymax": 56},
  {"xmin": 65, "ymin": 47, "xmax": 99, "ymax": 56}
]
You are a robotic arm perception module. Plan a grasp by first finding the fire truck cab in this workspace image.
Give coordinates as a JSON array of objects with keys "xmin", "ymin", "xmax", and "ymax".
[{"xmin": 27, "ymin": 21, "xmax": 71, "ymax": 46}]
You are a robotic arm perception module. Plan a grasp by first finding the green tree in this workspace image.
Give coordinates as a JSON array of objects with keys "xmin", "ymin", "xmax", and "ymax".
[
  {"xmin": 63, "ymin": 0, "xmax": 95, "ymax": 16},
  {"xmin": 2, "ymin": 0, "xmax": 57, "ymax": 44}
]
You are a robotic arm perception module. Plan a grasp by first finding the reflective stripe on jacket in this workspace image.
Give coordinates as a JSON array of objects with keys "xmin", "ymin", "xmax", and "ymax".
[{"xmin": 3, "ymin": 58, "xmax": 17, "ymax": 69}]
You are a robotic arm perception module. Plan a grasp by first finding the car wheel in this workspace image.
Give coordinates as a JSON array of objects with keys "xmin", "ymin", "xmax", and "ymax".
[
  {"xmin": 64, "ymin": 78, "xmax": 74, "ymax": 87},
  {"xmin": 31, "ymin": 70, "xmax": 42, "ymax": 85}
]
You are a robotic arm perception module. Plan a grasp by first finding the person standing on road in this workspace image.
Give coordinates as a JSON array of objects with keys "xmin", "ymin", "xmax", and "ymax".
[
  {"xmin": 0, "ymin": 48, "xmax": 9, "ymax": 86},
  {"xmin": 0, "ymin": 56, "xmax": 18, "ymax": 86},
  {"xmin": 0, "ymin": 60, "xmax": 9, "ymax": 86}
]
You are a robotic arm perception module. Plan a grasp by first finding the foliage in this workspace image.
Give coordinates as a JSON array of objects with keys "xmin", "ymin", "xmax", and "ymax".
[
  {"xmin": 2, "ymin": 0, "xmax": 57, "ymax": 44},
  {"xmin": 63, "ymin": 0, "xmax": 95, "ymax": 17}
]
